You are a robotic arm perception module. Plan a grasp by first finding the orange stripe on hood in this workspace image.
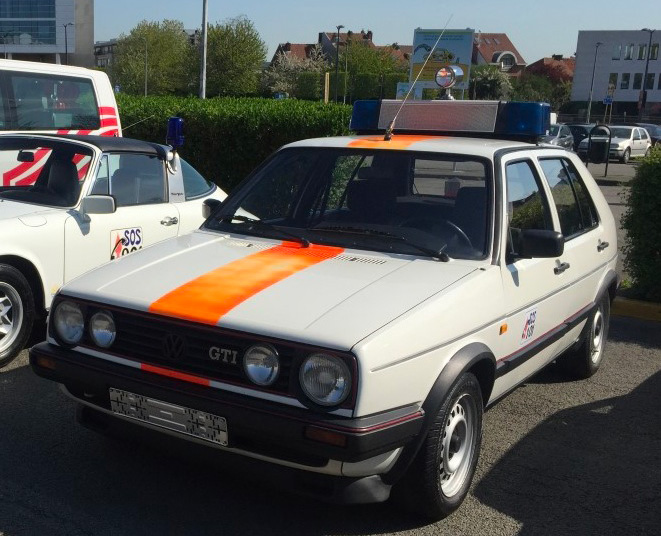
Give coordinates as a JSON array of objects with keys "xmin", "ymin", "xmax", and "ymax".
[
  {"xmin": 348, "ymin": 135, "xmax": 442, "ymax": 150},
  {"xmin": 149, "ymin": 242, "xmax": 344, "ymax": 325}
]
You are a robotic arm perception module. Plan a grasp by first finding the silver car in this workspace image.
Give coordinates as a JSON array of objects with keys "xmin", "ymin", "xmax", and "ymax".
[
  {"xmin": 540, "ymin": 124, "xmax": 574, "ymax": 150},
  {"xmin": 578, "ymin": 125, "xmax": 652, "ymax": 163}
]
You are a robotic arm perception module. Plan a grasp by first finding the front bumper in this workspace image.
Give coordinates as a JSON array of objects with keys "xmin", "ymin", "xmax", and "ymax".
[{"xmin": 30, "ymin": 342, "xmax": 424, "ymax": 502}]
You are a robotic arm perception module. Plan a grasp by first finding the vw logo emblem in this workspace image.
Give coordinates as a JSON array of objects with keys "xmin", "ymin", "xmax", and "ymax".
[{"xmin": 163, "ymin": 333, "xmax": 186, "ymax": 360}]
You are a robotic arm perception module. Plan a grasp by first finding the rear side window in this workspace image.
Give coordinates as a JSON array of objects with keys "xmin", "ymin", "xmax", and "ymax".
[
  {"xmin": 7, "ymin": 72, "xmax": 99, "ymax": 131},
  {"xmin": 539, "ymin": 158, "xmax": 599, "ymax": 238},
  {"xmin": 181, "ymin": 158, "xmax": 214, "ymax": 200}
]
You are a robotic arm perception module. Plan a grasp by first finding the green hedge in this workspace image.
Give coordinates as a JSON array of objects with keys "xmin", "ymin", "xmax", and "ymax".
[
  {"xmin": 622, "ymin": 146, "xmax": 661, "ymax": 301},
  {"xmin": 117, "ymin": 95, "xmax": 352, "ymax": 192}
]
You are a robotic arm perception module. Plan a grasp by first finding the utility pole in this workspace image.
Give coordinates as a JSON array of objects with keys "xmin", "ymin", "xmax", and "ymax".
[
  {"xmin": 144, "ymin": 38, "xmax": 148, "ymax": 96},
  {"xmin": 334, "ymin": 25, "xmax": 344, "ymax": 103},
  {"xmin": 199, "ymin": 0, "xmax": 208, "ymax": 99},
  {"xmin": 586, "ymin": 41, "xmax": 602, "ymax": 124},
  {"xmin": 63, "ymin": 22, "xmax": 73, "ymax": 65},
  {"xmin": 639, "ymin": 29, "xmax": 655, "ymax": 120}
]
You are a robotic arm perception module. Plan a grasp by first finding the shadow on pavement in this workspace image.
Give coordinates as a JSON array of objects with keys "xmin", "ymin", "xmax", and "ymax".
[{"xmin": 474, "ymin": 369, "xmax": 661, "ymax": 535}]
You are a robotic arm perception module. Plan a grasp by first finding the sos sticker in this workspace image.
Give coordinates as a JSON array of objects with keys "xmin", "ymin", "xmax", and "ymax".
[
  {"xmin": 110, "ymin": 227, "xmax": 143, "ymax": 260},
  {"xmin": 520, "ymin": 309, "xmax": 537, "ymax": 345}
]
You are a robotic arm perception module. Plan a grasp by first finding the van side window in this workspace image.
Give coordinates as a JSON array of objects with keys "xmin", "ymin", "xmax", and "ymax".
[
  {"xmin": 181, "ymin": 157, "xmax": 214, "ymax": 200},
  {"xmin": 9, "ymin": 73, "xmax": 100, "ymax": 131}
]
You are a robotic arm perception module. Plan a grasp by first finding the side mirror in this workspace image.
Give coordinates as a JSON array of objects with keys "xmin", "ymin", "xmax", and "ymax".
[
  {"xmin": 80, "ymin": 195, "xmax": 116, "ymax": 219},
  {"xmin": 17, "ymin": 150, "xmax": 35, "ymax": 162},
  {"xmin": 517, "ymin": 229, "xmax": 564, "ymax": 259},
  {"xmin": 203, "ymin": 198, "xmax": 222, "ymax": 219}
]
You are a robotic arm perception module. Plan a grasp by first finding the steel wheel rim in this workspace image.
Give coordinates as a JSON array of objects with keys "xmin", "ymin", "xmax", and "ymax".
[
  {"xmin": 440, "ymin": 393, "xmax": 476, "ymax": 497},
  {"xmin": 0, "ymin": 282, "xmax": 23, "ymax": 354},
  {"xmin": 590, "ymin": 307, "xmax": 605, "ymax": 364}
]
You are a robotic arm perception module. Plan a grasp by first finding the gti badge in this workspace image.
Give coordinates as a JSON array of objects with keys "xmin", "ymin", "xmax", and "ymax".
[{"xmin": 209, "ymin": 346, "xmax": 238, "ymax": 365}]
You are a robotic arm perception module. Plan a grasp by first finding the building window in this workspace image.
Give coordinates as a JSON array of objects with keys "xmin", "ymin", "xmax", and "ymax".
[
  {"xmin": 621, "ymin": 73, "xmax": 630, "ymax": 89},
  {"xmin": 633, "ymin": 73, "xmax": 642, "ymax": 89},
  {"xmin": 658, "ymin": 75, "xmax": 661, "ymax": 89},
  {"xmin": 612, "ymin": 44, "xmax": 621, "ymax": 60},
  {"xmin": 646, "ymin": 73, "xmax": 655, "ymax": 90},
  {"xmin": 0, "ymin": 0, "xmax": 55, "ymax": 18},
  {"xmin": 638, "ymin": 44, "xmax": 647, "ymax": 60},
  {"xmin": 651, "ymin": 43, "xmax": 659, "ymax": 60},
  {"xmin": 624, "ymin": 44, "xmax": 634, "ymax": 60},
  {"xmin": 0, "ymin": 21, "xmax": 56, "ymax": 45}
]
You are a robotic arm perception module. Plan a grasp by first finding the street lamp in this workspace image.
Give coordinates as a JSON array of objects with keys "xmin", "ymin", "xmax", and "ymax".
[
  {"xmin": 63, "ymin": 22, "xmax": 73, "ymax": 65},
  {"xmin": 334, "ymin": 24, "xmax": 344, "ymax": 103},
  {"xmin": 144, "ymin": 37, "xmax": 148, "ymax": 96},
  {"xmin": 586, "ymin": 41, "xmax": 602, "ymax": 124},
  {"xmin": 639, "ymin": 28, "xmax": 655, "ymax": 120}
]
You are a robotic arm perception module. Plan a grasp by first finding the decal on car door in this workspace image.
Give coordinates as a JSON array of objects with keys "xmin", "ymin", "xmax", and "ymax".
[
  {"xmin": 521, "ymin": 309, "xmax": 537, "ymax": 345},
  {"xmin": 110, "ymin": 227, "xmax": 143, "ymax": 260}
]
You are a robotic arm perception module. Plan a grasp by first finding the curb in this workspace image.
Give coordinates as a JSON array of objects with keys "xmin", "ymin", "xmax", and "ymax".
[{"xmin": 612, "ymin": 297, "xmax": 661, "ymax": 323}]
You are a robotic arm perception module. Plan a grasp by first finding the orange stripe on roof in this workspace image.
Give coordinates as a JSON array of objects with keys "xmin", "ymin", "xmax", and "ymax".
[
  {"xmin": 348, "ymin": 135, "xmax": 442, "ymax": 150},
  {"xmin": 149, "ymin": 242, "xmax": 344, "ymax": 325}
]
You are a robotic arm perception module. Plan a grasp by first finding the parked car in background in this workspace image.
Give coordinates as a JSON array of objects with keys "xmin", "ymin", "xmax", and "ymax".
[
  {"xmin": 0, "ymin": 59, "xmax": 120, "ymax": 136},
  {"xmin": 0, "ymin": 133, "xmax": 225, "ymax": 367},
  {"xmin": 566, "ymin": 124, "xmax": 596, "ymax": 152},
  {"xmin": 540, "ymin": 124, "xmax": 574, "ymax": 149},
  {"xmin": 577, "ymin": 125, "xmax": 652, "ymax": 163},
  {"xmin": 635, "ymin": 123, "xmax": 661, "ymax": 147}
]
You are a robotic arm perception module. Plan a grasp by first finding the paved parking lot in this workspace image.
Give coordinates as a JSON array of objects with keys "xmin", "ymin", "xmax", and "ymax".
[{"xmin": 1, "ymin": 165, "xmax": 658, "ymax": 535}]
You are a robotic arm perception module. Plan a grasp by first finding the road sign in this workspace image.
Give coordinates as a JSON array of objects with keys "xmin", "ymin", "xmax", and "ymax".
[{"xmin": 603, "ymin": 96, "xmax": 613, "ymax": 105}]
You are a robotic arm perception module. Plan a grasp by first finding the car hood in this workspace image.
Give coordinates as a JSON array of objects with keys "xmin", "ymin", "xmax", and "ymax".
[
  {"xmin": 579, "ymin": 135, "xmax": 629, "ymax": 146},
  {"xmin": 61, "ymin": 230, "xmax": 479, "ymax": 350},
  {"xmin": 0, "ymin": 197, "xmax": 62, "ymax": 222}
]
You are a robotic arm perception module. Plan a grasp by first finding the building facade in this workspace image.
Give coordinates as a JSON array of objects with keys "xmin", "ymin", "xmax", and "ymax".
[
  {"xmin": 572, "ymin": 30, "xmax": 660, "ymax": 116},
  {"xmin": 0, "ymin": 0, "xmax": 93, "ymax": 66}
]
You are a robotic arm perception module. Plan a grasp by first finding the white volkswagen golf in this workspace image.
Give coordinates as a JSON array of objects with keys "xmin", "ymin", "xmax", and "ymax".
[{"xmin": 30, "ymin": 100, "xmax": 618, "ymax": 520}]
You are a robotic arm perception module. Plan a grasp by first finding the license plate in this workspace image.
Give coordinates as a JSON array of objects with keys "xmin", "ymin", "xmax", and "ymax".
[{"xmin": 109, "ymin": 388, "xmax": 228, "ymax": 446}]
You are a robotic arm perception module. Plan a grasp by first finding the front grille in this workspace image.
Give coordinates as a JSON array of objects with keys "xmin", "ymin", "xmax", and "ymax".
[{"xmin": 80, "ymin": 306, "xmax": 295, "ymax": 396}]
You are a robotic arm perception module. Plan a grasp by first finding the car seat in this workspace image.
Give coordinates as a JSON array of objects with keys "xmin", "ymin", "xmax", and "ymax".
[{"xmin": 47, "ymin": 157, "xmax": 80, "ymax": 206}]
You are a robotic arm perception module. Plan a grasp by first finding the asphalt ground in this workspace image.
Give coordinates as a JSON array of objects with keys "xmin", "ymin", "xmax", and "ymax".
[{"xmin": 1, "ymin": 162, "xmax": 658, "ymax": 535}]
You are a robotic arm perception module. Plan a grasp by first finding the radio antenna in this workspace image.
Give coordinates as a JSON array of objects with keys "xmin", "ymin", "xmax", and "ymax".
[{"xmin": 384, "ymin": 15, "xmax": 454, "ymax": 141}]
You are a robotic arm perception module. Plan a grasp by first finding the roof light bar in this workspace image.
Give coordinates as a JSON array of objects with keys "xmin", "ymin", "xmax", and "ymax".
[{"xmin": 350, "ymin": 99, "xmax": 550, "ymax": 138}]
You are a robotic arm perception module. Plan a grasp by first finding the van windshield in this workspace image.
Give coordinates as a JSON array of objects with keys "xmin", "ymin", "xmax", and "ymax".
[{"xmin": 0, "ymin": 138, "xmax": 92, "ymax": 207}]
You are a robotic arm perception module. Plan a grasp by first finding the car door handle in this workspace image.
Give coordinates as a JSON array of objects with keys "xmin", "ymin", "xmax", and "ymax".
[
  {"xmin": 554, "ymin": 261, "xmax": 570, "ymax": 275},
  {"xmin": 597, "ymin": 240, "xmax": 609, "ymax": 252},
  {"xmin": 160, "ymin": 216, "xmax": 179, "ymax": 226}
]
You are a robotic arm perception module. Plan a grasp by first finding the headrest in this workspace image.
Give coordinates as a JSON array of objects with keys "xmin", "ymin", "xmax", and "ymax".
[{"xmin": 47, "ymin": 158, "xmax": 79, "ymax": 204}]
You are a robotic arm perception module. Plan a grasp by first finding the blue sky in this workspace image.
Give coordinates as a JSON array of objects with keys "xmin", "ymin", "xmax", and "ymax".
[{"xmin": 95, "ymin": 0, "xmax": 654, "ymax": 64}]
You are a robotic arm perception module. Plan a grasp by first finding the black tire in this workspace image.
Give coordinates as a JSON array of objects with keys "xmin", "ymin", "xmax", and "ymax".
[
  {"xmin": 558, "ymin": 294, "xmax": 610, "ymax": 379},
  {"xmin": 620, "ymin": 148, "xmax": 630, "ymax": 164},
  {"xmin": 398, "ymin": 372, "xmax": 483, "ymax": 520},
  {"xmin": 0, "ymin": 264, "xmax": 35, "ymax": 368}
]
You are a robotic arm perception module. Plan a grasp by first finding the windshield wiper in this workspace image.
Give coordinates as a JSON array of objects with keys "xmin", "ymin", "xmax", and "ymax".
[
  {"xmin": 312, "ymin": 225, "xmax": 449, "ymax": 262},
  {"xmin": 219, "ymin": 215, "xmax": 310, "ymax": 247}
]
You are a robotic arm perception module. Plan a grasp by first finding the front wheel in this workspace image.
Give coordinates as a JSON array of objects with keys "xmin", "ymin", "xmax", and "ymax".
[
  {"xmin": 620, "ymin": 148, "xmax": 630, "ymax": 164},
  {"xmin": 0, "ymin": 264, "xmax": 35, "ymax": 368},
  {"xmin": 399, "ymin": 372, "xmax": 483, "ymax": 520}
]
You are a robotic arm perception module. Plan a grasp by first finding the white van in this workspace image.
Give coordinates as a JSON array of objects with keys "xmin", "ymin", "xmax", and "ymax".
[{"xmin": 0, "ymin": 59, "xmax": 121, "ymax": 137}]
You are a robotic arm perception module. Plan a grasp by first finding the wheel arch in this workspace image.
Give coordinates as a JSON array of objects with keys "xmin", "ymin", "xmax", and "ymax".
[
  {"xmin": 382, "ymin": 342, "xmax": 495, "ymax": 485},
  {"xmin": 0, "ymin": 255, "xmax": 46, "ymax": 316}
]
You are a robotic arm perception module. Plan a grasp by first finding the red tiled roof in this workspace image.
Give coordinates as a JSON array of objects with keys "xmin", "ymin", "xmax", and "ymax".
[
  {"xmin": 473, "ymin": 33, "xmax": 526, "ymax": 65},
  {"xmin": 526, "ymin": 56, "xmax": 576, "ymax": 82},
  {"xmin": 271, "ymin": 42, "xmax": 317, "ymax": 63}
]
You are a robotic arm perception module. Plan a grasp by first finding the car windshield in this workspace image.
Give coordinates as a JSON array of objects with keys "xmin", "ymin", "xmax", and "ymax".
[
  {"xmin": 0, "ymin": 138, "xmax": 93, "ymax": 207},
  {"xmin": 548, "ymin": 125, "xmax": 560, "ymax": 135},
  {"xmin": 205, "ymin": 148, "xmax": 491, "ymax": 260},
  {"xmin": 611, "ymin": 127, "xmax": 633, "ymax": 138}
]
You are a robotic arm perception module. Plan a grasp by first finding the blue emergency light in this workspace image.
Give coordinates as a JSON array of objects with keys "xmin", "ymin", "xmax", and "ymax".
[
  {"xmin": 350, "ymin": 99, "xmax": 550, "ymax": 138},
  {"xmin": 166, "ymin": 117, "xmax": 185, "ymax": 149}
]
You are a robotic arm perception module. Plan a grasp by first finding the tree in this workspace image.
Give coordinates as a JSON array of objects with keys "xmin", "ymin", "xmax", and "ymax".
[
  {"xmin": 511, "ymin": 74, "xmax": 573, "ymax": 110},
  {"xmin": 469, "ymin": 64, "xmax": 512, "ymax": 100},
  {"xmin": 341, "ymin": 42, "xmax": 406, "ymax": 78},
  {"xmin": 206, "ymin": 16, "xmax": 267, "ymax": 97},
  {"xmin": 111, "ymin": 20, "xmax": 195, "ymax": 96},
  {"xmin": 263, "ymin": 44, "xmax": 328, "ymax": 98}
]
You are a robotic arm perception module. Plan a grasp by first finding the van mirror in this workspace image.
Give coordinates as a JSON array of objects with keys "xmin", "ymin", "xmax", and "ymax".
[
  {"xmin": 203, "ymin": 198, "xmax": 222, "ymax": 219},
  {"xmin": 17, "ymin": 150, "xmax": 35, "ymax": 162}
]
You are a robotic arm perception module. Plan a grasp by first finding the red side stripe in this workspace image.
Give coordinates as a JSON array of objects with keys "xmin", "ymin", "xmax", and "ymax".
[{"xmin": 141, "ymin": 363, "xmax": 211, "ymax": 386}]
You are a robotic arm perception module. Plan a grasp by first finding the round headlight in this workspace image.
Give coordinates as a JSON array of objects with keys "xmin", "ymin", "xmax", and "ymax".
[
  {"xmin": 243, "ymin": 344, "xmax": 280, "ymax": 386},
  {"xmin": 53, "ymin": 300, "xmax": 84, "ymax": 345},
  {"xmin": 299, "ymin": 354, "xmax": 351, "ymax": 406},
  {"xmin": 89, "ymin": 310, "xmax": 116, "ymax": 348}
]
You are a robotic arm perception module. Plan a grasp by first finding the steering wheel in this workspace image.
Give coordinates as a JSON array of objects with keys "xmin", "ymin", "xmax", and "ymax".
[{"xmin": 400, "ymin": 217, "xmax": 473, "ymax": 250}]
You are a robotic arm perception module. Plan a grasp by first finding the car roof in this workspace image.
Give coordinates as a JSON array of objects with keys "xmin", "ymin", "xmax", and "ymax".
[
  {"xmin": 285, "ymin": 134, "xmax": 532, "ymax": 158},
  {"xmin": 0, "ymin": 133, "xmax": 169, "ymax": 157}
]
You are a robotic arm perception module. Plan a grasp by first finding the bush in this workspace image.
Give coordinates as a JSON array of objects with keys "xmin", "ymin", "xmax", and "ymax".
[
  {"xmin": 117, "ymin": 95, "xmax": 352, "ymax": 192},
  {"xmin": 621, "ymin": 146, "xmax": 661, "ymax": 301}
]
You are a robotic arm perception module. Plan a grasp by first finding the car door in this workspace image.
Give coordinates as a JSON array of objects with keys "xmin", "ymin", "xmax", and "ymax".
[
  {"xmin": 492, "ymin": 155, "xmax": 573, "ymax": 399},
  {"xmin": 64, "ymin": 152, "xmax": 180, "ymax": 282},
  {"xmin": 631, "ymin": 128, "xmax": 643, "ymax": 156},
  {"xmin": 560, "ymin": 126, "xmax": 573, "ymax": 149}
]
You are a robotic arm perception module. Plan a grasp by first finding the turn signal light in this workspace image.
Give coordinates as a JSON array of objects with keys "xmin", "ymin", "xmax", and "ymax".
[{"xmin": 304, "ymin": 426, "xmax": 347, "ymax": 447}]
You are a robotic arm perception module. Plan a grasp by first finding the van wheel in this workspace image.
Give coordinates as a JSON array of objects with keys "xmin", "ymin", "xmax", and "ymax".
[
  {"xmin": 0, "ymin": 264, "xmax": 35, "ymax": 368},
  {"xmin": 620, "ymin": 148, "xmax": 630, "ymax": 164},
  {"xmin": 399, "ymin": 373, "xmax": 483, "ymax": 520},
  {"xmin": 558, "ymin": 294, "xmax": 610, "ymax": 379}
]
